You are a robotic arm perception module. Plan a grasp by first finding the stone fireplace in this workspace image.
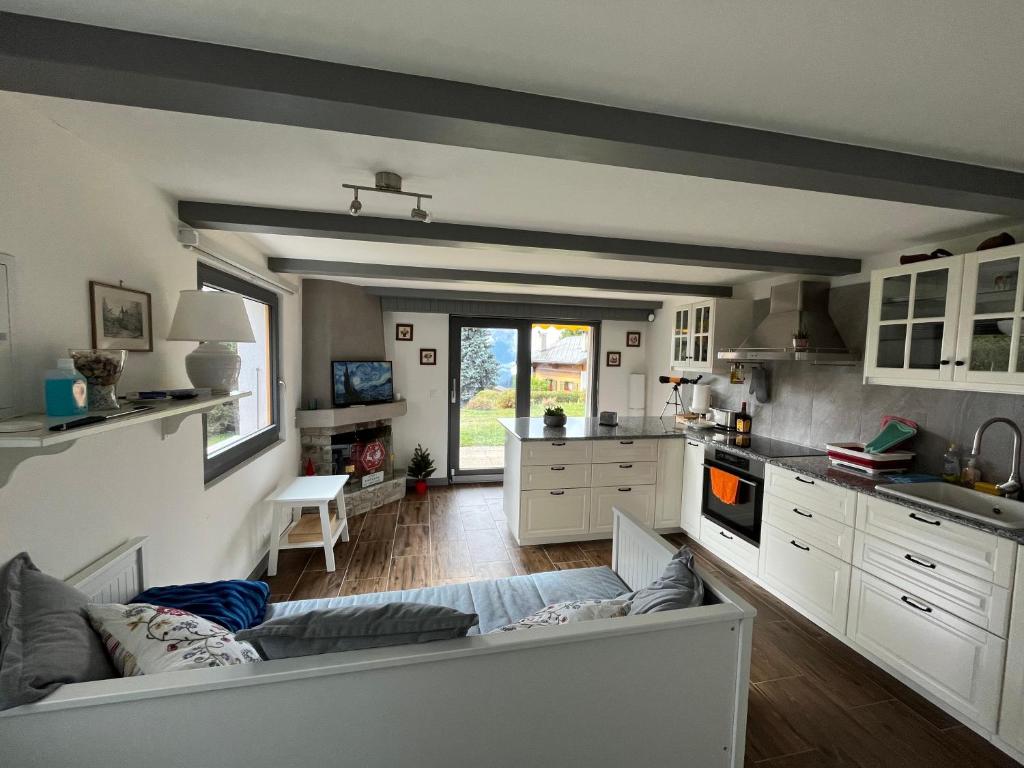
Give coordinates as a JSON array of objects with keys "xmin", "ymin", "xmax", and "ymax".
[{"xmin": 298, "ymin": 403, "xmax": 408, "ymax": 516}]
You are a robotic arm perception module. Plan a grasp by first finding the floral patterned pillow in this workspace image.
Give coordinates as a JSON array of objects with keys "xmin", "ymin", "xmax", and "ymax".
[
  {"xmin": 490, "ymin": 599, "xmax": 631, "ymax": 633},
  {"xmin": 86, "ymin": 603, "xmax": 261, "ymax": 676}
]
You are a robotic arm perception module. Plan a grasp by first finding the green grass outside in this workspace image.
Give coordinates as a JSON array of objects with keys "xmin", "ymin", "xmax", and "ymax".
[{"xmin": 459, "ymin": 399, "xmax": 587, "ymax": 447}]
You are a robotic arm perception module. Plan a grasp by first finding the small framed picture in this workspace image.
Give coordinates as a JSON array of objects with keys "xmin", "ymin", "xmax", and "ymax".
[
  {"xmin": 606, "ymin": 351, "xmax": 622, "ymax": 367},
  {"xmin": 626, "ymin": 331, "xmax": 642, "ymax": 347},
  {"xmin": 420, "ymin": 348, "xmax": 437, "ymax": 365},
  {"xmin": 396, "ymin": 323, "xmax": 414, "ymax": 341},
  {"xmin": 89, "ymin": 281, "xmax": 153, "ymax": 352}
]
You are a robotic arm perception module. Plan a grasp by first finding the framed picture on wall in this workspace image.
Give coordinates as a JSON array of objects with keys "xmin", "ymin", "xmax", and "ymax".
[
  {"xmin": 420, "ymin": 348, "xmax": 437, "ymax": 365},
  {"xmin": 626, "ymin": 331, "xmax": 641, "ymax": 347},
  {"xmin": 606, "ymin": 351, "xmax": 622, "ymax": 367},
  {"xmin": 396, "ymin": 323, "xmax": 414, "ymax": 341},
  {"xmin": 89, "ymin": 281, "xmax": 153, "ymax": 352}
]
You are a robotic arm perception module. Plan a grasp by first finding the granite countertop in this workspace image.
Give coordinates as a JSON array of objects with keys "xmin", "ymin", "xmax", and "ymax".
[
  {"xmin": 498, "ymin": 416, "xmax": 687, "ymax": 441},
  {"xmin": 771, "ymin": 455, "xmax": 1024, "ymax": 544}
]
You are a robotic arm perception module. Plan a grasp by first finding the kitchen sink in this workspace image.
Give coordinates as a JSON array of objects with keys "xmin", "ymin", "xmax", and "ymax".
[{"xmin": 875, "ymin": 482, "xmax": 1024, "ymax": 530}]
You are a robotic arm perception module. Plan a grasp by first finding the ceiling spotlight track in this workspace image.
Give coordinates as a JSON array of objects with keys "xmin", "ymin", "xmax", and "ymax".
[{"xmin": 342, "ymin": 171, "xmax": 432, "ymax": 223}]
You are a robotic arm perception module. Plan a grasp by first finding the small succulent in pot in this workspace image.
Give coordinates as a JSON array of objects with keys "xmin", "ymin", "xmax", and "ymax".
[
  {"xmin": 792, "ymin": 330, "xmax": 810, "ymax": 351},
  {"xmin": 543, "ymin": 405, "xmax": 567, "ymax": 428}
]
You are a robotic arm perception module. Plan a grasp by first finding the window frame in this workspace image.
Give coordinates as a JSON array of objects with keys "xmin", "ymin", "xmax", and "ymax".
[{"xmin": 197, "ymin": 263, "xmax": 281, "ymax": 484}]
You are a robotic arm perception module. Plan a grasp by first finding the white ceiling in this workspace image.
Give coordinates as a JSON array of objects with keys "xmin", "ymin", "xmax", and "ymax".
[
  {"xmin": 5, "ymin": 0, "xmax": 1024, "ymax": 169},
  {"xmin": 5, "ymin": 2, "xmax": 1023, "ymax": 299}
]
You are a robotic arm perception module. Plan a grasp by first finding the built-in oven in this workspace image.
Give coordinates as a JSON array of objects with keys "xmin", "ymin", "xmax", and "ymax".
[{"xmin": 701, "ymin": 444, "xmax": 765, "ymax": 547}]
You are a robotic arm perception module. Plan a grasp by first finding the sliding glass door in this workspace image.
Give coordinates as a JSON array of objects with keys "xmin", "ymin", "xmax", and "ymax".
[{"xmin": 448, "ymin": 318, "xmax": 599, "ymax": 478}]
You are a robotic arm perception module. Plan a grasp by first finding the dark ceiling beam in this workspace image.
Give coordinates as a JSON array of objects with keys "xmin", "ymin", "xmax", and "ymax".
[
  {"xmin": 3, "ymin": 14, "xmax": 1024, "ymax": 216},
  {"xmin": 367, "ymin": 287, "xmax": 662, "ymax": 310},
  {"xmin": 180, "ymin": 202, "xmax": 858, "ymax": 276},
  {"xmin": 267, "ymin": 258, "xmax": 731, "ymax": 298}
]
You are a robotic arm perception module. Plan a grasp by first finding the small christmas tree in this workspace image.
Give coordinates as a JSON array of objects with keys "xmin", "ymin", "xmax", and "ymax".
[{"xmin": 407, "ymin": 444, "xmax": 436, "ymax": 480}]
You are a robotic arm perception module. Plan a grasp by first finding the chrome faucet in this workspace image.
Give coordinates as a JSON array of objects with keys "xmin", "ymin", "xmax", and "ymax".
[{"xmin": 971, "ymin": 417, "xmax": 1023, "ymax": 499}]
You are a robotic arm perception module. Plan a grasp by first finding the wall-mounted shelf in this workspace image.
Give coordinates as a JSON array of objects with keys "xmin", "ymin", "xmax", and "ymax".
[
  {"xmin": 0, "ymin": 392, "xmax": 249, "ymax": 488},
  {"xmin": 295, "ymin": 399, "xmax": 408, "ymax": 429}
]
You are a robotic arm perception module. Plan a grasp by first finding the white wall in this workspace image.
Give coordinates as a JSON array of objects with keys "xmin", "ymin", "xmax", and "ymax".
[
  {"xmin": 0, "ymin": 93, "xmax": 301, "ymax": 583},
  {"xmin": 383, "ymin": 311, "xmax": 450, "ymax": 480},
  {"xmin": 597, "ymin": 320, "xmax": 650, "ymax": 416}
]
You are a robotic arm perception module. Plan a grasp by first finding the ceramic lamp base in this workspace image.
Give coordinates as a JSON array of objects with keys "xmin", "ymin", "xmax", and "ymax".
[{"xmin": 184, "ymin": 342, "xmax": 241, "ymax": 394}]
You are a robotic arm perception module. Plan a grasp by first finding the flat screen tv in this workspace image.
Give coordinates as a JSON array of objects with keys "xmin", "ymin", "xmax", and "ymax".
[{"xmin": 332, "ymin": 361, "xmax": 395, "ymax": 407}]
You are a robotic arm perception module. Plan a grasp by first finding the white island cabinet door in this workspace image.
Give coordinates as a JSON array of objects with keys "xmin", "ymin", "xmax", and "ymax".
[{"xmin": 520, "ymin": 487, "xmax": 590, "ymax": 540}]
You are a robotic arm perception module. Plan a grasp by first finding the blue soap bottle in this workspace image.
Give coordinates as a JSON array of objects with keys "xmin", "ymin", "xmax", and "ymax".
[{"xmin": 44, "ymin": 358, "xmax": 88, "ymax": 417}]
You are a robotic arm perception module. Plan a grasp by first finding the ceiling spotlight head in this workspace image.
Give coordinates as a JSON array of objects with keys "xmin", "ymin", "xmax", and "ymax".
[
  {"xmin": 411, "ymin": 205, "xmax": 430, "ymax": 223},
  {"xmin": 349, "ymin": 191, "xmax": 362, "ymax": 216}
]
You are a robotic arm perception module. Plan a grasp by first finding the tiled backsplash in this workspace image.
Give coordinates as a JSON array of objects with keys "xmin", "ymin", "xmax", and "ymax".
[{"xmin": 704, "ymin": 283, "xmax": 1024, "ymax": 482}]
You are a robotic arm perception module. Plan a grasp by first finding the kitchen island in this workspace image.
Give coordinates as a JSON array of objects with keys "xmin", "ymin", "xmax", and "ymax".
[{"xmin": 499, "ymin": 416, "xmax": 689, "ymax": 545}]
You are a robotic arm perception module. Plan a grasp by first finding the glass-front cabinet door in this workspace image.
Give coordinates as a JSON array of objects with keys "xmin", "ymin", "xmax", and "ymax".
[
  {"xmin": 864, "ymin": 256, "xmax": 963, "ymax": 383},
  {"xmin": 689, "ymin": 301, "xmax": 715, "ymax": 371},
  {"xmin": 954, "ymin": 247, "xmax": 1024, "ymax": 386},
  {"xmin": 670, "ymin": 306, "xmax": 690, "ymax": 368}
]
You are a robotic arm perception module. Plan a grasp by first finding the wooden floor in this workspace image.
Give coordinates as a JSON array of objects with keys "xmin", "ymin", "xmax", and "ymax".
[{"xmin": 264, "ymin": 483, "xmax": 1020, "ymax": 768}]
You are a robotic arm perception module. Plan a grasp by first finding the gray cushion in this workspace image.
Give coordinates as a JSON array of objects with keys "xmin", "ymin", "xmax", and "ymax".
[
  {"xmin": 237, "ymin": 602, "xmax": 479, "ymax": 659},
  {"xmin": 625, "ymin": 546, "xmax": 705, "ymax": 614},
  {"xmin": 0, "ymin": 553, "xmax": 116, "ymax": 710}
]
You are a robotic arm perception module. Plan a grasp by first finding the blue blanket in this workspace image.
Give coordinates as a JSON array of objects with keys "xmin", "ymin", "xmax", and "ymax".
[
  {"xmin": 131, "ymin": 580, "xmax": 270, "ymax": 632},
  {"xmin": 266, "ymin": 566, "xmax": 629, "ymax": 634}
]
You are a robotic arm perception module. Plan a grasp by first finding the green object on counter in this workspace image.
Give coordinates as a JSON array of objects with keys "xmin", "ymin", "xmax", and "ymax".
[{"xmin": 864, "ymin": 420, "xmax": 917, "ymax": 453}]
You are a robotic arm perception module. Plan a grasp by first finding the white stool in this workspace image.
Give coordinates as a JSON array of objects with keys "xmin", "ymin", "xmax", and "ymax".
[{"xmin": 266, "ymin": 475, "xmax": 350, "ymax": 576}]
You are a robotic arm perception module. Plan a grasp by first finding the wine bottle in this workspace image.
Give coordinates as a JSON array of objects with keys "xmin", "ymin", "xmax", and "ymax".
[{"xmin": 737, "ymin": 401, "xmax": 752, "ymax": 434}]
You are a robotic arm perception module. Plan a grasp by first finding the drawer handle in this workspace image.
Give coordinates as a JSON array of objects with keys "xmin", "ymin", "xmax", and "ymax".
[
  {"xmin": 549, "ymin": 490, "xmax": 565, "ymax": 496},
  {"xmin": 904, "ymin": 553, "xmax": 937, "ymax": 569},
  {"xmin": 551, "ymin": 441, "xmax": 567, "ymax": 447},
  {"xmin": 901, "ymin": 595, "xmax": 933, "ymax": 613},
  {"xmin": 792, "ymin": 508, "xmax": 813, "ymax": 518},
  {"xmin": 790, "ymin": 540, "xmax": 810, "ymax": 551},
  {"xmin": 619, "ymin": 463, "xmax": 633, "ymax": 469},
  {"xmin": 619, "ymin": 440, "xmax": 634, "ymax": 445},
  {"xmin": 617, "ymin": 487, "xmax": 632, "ymax": 492},
  {"xmin": 550, "ymin": 466, "xmax": 566, "ymax": 471},
  {"xmin": 795, "ymin": 476, "xmax": 815, "ymax": 485},
  {"xmin": 687, "ymin": 441, "xmax": 700, "ymax": 447},
  {"xmin": 719, "ymin": 531, "xmax": 734, "ymax": 540},
  {"xmin": 909, "ymin": 512, "xmax": 941, "ymax": 526}
]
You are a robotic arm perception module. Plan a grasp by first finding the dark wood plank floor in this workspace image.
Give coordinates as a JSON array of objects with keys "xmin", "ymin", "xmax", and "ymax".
[{"xmin": 263, "ymin": 483, "xmax": 1020, "ymax": 768}]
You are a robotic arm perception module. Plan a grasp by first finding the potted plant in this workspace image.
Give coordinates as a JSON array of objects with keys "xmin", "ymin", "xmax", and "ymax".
[
  {"xmin": 543, "ymin": 405, "xmax": 567, "ymax": 428},
  {"xmin": 792, "ymin": 330, "xmax": 810, "ymax": 351},
  {"xmin": 407, "ymin": 444, "xmax": 436, "ymax": 495}
]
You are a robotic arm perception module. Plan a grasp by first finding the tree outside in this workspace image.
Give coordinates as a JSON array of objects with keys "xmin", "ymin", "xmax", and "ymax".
[{"xmin": 460, "ymin": 327, "xmax": 500, "ymax": 402}]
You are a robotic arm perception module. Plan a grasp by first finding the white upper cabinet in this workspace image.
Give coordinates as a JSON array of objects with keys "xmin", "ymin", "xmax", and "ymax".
[
  {"xmin": 670, "ymin": 298, "xmax": 751, "ymax": 373},
  {"xmin": 864, "ymin": 244, "xmax": 1024, "ymax": 394}
]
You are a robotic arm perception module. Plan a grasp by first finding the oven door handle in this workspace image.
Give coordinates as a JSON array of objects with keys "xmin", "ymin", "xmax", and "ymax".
[{"xmin": 702, "ymin": 464, "xmax": 759, "ymax": 488}]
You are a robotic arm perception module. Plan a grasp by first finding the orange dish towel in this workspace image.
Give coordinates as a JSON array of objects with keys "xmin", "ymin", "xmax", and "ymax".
[{"xmin": 710, "ymin": 467, "xmax": 740, "ymax": 505}]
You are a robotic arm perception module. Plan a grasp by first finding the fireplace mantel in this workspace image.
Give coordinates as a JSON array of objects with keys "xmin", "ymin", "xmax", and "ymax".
[{"xmin": 295, "ymin": 399, "xmax": 408, "ymax": 429}]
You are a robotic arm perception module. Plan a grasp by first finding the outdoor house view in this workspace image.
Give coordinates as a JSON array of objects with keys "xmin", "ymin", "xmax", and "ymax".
[{"xmin": 456, "ymin": 324, "xmax": 594, "ymax": 471}]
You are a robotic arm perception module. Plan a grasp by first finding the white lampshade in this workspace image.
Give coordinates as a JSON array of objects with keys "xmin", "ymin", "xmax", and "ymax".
[{"xmin": 167, "ymin": 290, "xmax": 256, "ymax": 343}]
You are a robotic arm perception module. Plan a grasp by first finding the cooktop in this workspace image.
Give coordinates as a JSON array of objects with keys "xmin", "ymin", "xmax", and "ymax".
[{"xmin": 706, "ymin": 431, "xmax": 825, "ymax": 459}]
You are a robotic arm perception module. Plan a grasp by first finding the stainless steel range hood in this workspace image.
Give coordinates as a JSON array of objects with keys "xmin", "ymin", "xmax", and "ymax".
[{"xmin": 718, "ymin": 280, "xmax": 857, "ymax": 363}]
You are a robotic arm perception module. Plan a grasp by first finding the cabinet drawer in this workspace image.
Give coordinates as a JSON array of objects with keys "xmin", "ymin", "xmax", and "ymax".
[
  {"xmin": 522, "ymin": 440, "xmax": 593, "ymax": 466},
  {"xmin": 592, "ymin": 461, "xmax": 657, "ymax": 487},
  {"xmin": 847, "ymin": 569, "xmax": 1005, "ymax": 730},
  {"xmin": 764, "ymin": 493, "xmax": 854, "ymax": 562},
  {"xmin": 699, "ymin": 516, "xmax": 759, "ymax": 577},
  {"xmin": 856, "ymin": 494, "xmax": 1016, "ymax": 588},
  {"xmin": 591, "ymin": 484, "xmax": 656, "ymax": 533},
  {"xmin": 591, "ymin": 439, "xmax": 660, "ymax": 463},
  {"xmin": 521, "ymin": 463, "xmax": 592, "ymax": 491},
  {"xmin": 759, "ymin": 522, "xmax": 851, "ymax": 633},
  {"xmin": 520, "ymin": 488, "xmax": 590, "ymax": 537},
  {"xmin": 765, "ymin": 465, "xmax": 857, "ymax": 526},
  {"xmin": 853, "ymin": 531, "xmax": 1011, "ymax": 637}
]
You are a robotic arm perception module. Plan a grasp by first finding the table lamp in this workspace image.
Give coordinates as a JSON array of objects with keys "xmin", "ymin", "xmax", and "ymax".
[{"xmin": 167, "ymin": 290, "xmax": 255, "ymax": 393}]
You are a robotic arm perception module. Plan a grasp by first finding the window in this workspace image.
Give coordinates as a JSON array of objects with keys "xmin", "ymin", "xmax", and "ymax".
[{"xmin": 198, "ymin": 264, "xmax": 280, "ymax": 483}]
